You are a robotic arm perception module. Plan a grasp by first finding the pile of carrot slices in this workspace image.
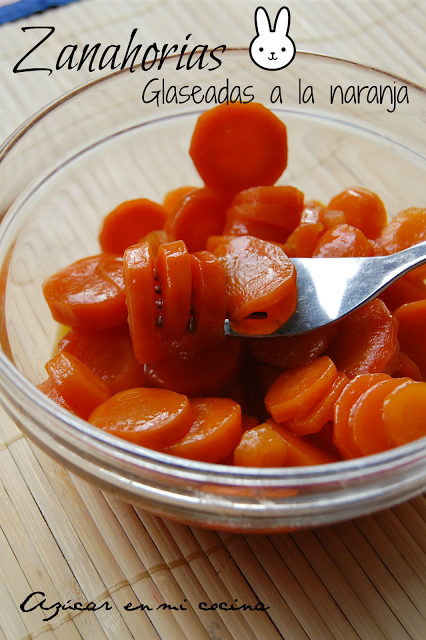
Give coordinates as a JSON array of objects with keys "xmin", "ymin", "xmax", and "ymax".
[{"xmin": 39, "ymin": 102, "xmax": 426, "ymax": 467}]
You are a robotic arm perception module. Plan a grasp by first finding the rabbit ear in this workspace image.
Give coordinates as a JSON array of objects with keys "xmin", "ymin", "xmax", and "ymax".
[
  {"xmin": 274, "ymin": 6, "xmax": 291, "ymax": 34},
  {"xmin": 255, "ymin": 6, "xmax": 272, "ymax": 35}
]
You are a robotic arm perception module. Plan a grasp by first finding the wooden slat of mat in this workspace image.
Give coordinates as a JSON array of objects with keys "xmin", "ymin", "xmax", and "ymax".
[
  {"xmin": 28, "ymin": 448, "xmax": 161, "ymax": 640},
  {"xmin": 356, "ymin": 515, "xmax": 426, "ymax": 621},
  {"xmin": 0, "ymin": 494, "xmax": 80, "ymax": 640},
  {"xmin": 219, "ymin": 533, "xmax": 307, "ymax": 638},
  {"xmin": 315, "ymin": 526, "xmax": 410, "ymax": 640},
  {"xmin": 268, "ymin": 531, "xmax": 367, "ymax": 640},
  {"xmin": 335, "ymin": 520, "xmax": 425, "ymax": 640},
  {"xmin": 161, "ymin": 519, "xmax": 270, "ymax": 640},
  {"xmin": 0, "ymin": 433, "xmax": 110, "ymax": 639},
  {"xmin": 242, "ymin": 534, "xmax": 346, "ymax": 640},
  {"xmin": 102, "ymin": 493, "xmax": 214, "ymax": 640},
  {"xmin": 68, "ymin": 476, "xmax": 213, "ymax": 640},
  {"xmin": 300, "ymin": 529, "xmax": 392, "ymax": 640},
  {"xmin": 197, "ymin": 529, "xmax": 310, "ymax": 640},
  {"xmin": 374, "ymin": 508, "xmax": 426, "ymax": 587},
  {"xmin": 137, "ymin": 511, "xmax": 281, "ymax": 640},
  {"xmin": 8, "ymin": 442, "xmax": 140, "ymax": 640}
]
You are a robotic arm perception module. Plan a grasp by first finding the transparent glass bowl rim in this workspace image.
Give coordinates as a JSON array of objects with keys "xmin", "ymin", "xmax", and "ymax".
[{"xmin": 1, "ymin": 49, "xmax": 426, "ymax": 490}]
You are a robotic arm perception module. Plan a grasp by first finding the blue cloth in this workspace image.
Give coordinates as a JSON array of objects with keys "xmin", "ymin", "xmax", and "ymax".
[{"xmin": 0, "ymin": 0, "xmax": 79, "ymax": 25}]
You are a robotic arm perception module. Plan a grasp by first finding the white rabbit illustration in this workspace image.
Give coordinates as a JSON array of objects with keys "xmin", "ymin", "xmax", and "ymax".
[{"xmin": 250, "ymin": 6, "xmax": 296, "ymax": 70}]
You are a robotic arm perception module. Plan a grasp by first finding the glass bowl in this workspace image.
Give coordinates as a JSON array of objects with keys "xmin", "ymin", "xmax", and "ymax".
[{"xmin": 1, "ymin": 49, "xmax": 426, "ymax": 533}]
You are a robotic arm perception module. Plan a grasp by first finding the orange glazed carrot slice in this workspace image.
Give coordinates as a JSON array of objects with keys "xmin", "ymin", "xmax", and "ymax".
[
  {"xmin": 249, "ymin": 323, "xmax": 339, "ymax": 370},
  {"xmin": 226, "ymin": 202, "xmax": 298, "ymax": 230},
  {"xmin": 350, "ymin": 378, "xmax": 413, "ymax": 457},
  {"xmin": 333, "ymin": 373, "xmax": 390, "ymax": 459},
  {"xmin": 312, "ymin": 224, "xmax": 374, "ymax": 258},
  {"xmin": 189, "ymin": 102, "xmax": 288, "ymax": 194},
  {"xmin": 139, "ymin": 230, "xmax": 175, "ymax": 261},
  {"xmin": 284, "ymin": 223, "xmax": 325, "ymax": 257},
  {"xmin": 233, "ymin": 423, "xmax": 288, "ymax": 467},
  {"xmin": 230, "ymin": 287, "xmax": 297, "ymax": 336},
  {"xmin": 232, "ymin": 186, "xmax": 303, "ymax": 230},
  {"xmin": 145, "ymin": 335, "xmax": 241, "ymax": 398},
  {"xmin": 328, "ymin": 187, "xmax": 387, "ymax": 240},
  {"xmin": 213, "ymin": 236, "xmax": 296, "ymax": 322},
  {"xmin": 99, "ymin": 199, "xmax": 168, "ymax": 255},
  {"xmin": 164, "ymin": 187, "xmax": 231, "ymax": 253},
  {"xmin": 156, "ymin": 240, "xmax": 192, "ymax": 340},
  {"xmin": 37, "ymin": 377, "xmax": 80, "ymax": 416},
  {"xmin": 163, "ymin": 186, "xmax": 197, "ymax": 213},
  {"xmin": 123, "ymin": 242, "xmax": 165, "ymax": 364},
  {"xmin": 393, "ymin": 352, "xmax": 424, "ymax": 381},
  {"xmin": 222, "ymin": 217, "xmax": 291, "ymax": 244},
  {"xmin": 379, "ymin": 275, "xmax": 426, "ymax": 312},
  {"xmin": 162, "ymin": 397, "xmax": 242, "ymax": 463},
  {"xmin": 267, "ymin": 420, "xmax": 340, "ymax": 465},
  {"xmin": 394, "ymin": 300, "xmax": 426, "ymax": 377},
  {"xmin": 242, "ymin": 414, "xmax": 260, "ymax": 432},
  {"xmin": 42, "ymin": 254, "xmax": 127, "ymax": 330},
  {"xmin": 45, "ymin": 351, "xmax": 112, "ymax": 420},
  {"xmin": 378, "ymin": 207, "xmax": 426, "ymax": 254},
  {"xmin": 265, "ymin": 356, "xmax": 337, "ymax": 423},
  {"xmin": 190, "ymin": 251, "xmax": 227, "ymax": 337},
  {"xmin": 89, "ymin": 387, "xmax": 194, "ymax": 450},
  {"xmin": 377, "ymin": 207, "xmax": 426, "ymax": 281},
  {"xmin": 326, "ymin": 299, "xmax": 399, "ymax": 378},
  {"xmin": 287, "ymin": 372, "xmax": 349, "ymax": 436},
  {"xmin": 58, "ymin": 325, "xmax": 146, "ymax": 395},
  {"xmin": 383, "ymin": 382, "xmax": 426, "ymax": 447},
  {"xmin": 233, "ymin": 185, "xmax": 304, "ymax": 207}
]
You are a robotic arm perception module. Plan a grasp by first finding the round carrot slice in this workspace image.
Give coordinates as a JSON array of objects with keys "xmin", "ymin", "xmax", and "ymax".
[
  {"xmin": 162, "ymin": 397, "xmax": 242, "ymax": 463},
  {"xmin": 333, "ymin": 373, "xmax": 390, "ymax": 459},
  {"xmin": 287, "ymin": 372, "xmax": 349, "ymax": 436},
  {"xmin": 234, "ymin": 423, "xmax": 288, "ymax": 467},
  {"xmin": 379, "ymin": 275, "xmax": 426, "ymax": 312},
  {"xmin": 284, "ymin": 223, "xmax": 325, "ymax": 258},
  {"xmin": 232, "ymin": 186, "xmax": 304, "ymax": 221},
  {"xmin": 42, "ymin": 254, "xmax": 127, "ymax": 330},
  {"xmin": 45, "ymin": 351, "xmax": 112, "ymax": 420},
  {"xmin": 328, "ymin": 187, "xmax": 387, "ymax": 240},
  {"xmin": 58, "ymin": 325, "xmax": 146, "ymax": 395},
  {"xmin": 190, "ymin": 251, "xmax": 227, "ymax": 337},
  {"xmin": 89, "ymin": 388, "xmax": 194, "ymax": 450},
  {"xmin": 163, "ymin": 186, "xmax": 197, "ymax": 213},
  {"xmin": 164, "ymin": 187, "xmax": 231, "ymax": 253},
  {"xmin": 393, "ymin": 352, "xmax": 424, "ymax": 382},
  {"xmin": 139, "ymin": 230, "xmax": 175, "ymax": 261},
  {"xmin": 267, "ymin": 420, "xmax": 340, "ymax": 465},
  {"xmin": 377, "ymin": 207, "xmax": 426, "ymax": 281},
  {"xmin": 265, "ymin": 356, "xmax": 337, "ymax": 423},
  {"xmin": 156, "ymin": 240, "xmax": 192, "ymax": 340},
  {"xmin": 326, "ymin": 299, "xmax": 399, "ymax": 378},
  {"xmin": 312, "ymin": 224, "xmax": 374, "ymax": 258},
  {"xmin": 383, "ymin": 382, "xmax": 426, "ymax": 447},
  {"xmin": 378, "ymin": 207, "xmax": 426, "ymax": 254},
  {"xmin": 189, "ymin": 102, "xmax": 288, "ymax": 194},
  {"xmin": 145, "ymin": 335, "xmax": 241, "ymax": 398},
  {"xmin": 230, "ymin": 287, "xmax": 297, "ymax": 336},
  {"xmin": 99, "ymin": 199, "xmax": 168, "ymax": 255},
  {"xmin": 249, "ymin": 323, "xmax": 339, "ymax": 370},
  {"xmin": 213, "ymin": 235, "xmax": 296, "ymax": 322},
  {"xmin": 37, "ymin": 377, "xmax": 80, "ymax": 416},
  {"xmin": 123, "ymin": 242, "xmax": 165, "ymax": 364},
  {"xmin": 350, "ymin": 378, "xmax": 413, "ymax": 457},
  {"xmin": 222, "ymin": 217, "xmax": 291, "ymax": 244},
  {"xmin": 394, "ymin": 300, "xmax": 426, "ymax": 377}
]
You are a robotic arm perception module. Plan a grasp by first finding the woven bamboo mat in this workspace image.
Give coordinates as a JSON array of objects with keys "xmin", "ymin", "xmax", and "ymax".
[{"xmin": 2, "ymin": 2, "xmax": 426, "ymax": 639}]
